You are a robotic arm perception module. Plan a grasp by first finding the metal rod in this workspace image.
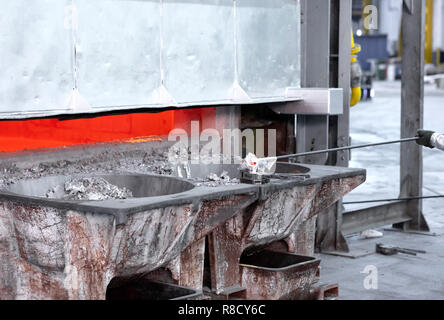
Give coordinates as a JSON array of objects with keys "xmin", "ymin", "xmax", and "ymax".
[
  {"xmin": 274, "ymin": 137, "xmax": 419, "ymax": 160},
  {"xmin": 343, "ymin": 195, "xmax": 444, "ymax": 205}
]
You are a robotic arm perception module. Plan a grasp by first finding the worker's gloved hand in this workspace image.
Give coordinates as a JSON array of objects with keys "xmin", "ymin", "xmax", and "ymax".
[{"xmin": 416, "ymin": 130, "xmax": 435, "ymax": 149}]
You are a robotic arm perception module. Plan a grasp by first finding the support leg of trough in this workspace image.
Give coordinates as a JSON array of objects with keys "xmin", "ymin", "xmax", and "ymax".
[
  {"xmin": 64, "ymin": 211, "xmax": 116, "ymax": 300},
  {"xmin": 207, "ymin": 215, "xmax": 245, "ymax": 298},
  {"xmin": 175, "ymin": 238, "xmax": 206, "ymax": 290}
]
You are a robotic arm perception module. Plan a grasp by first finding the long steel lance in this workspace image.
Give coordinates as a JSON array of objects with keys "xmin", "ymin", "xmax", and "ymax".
[
  {"xmin": 273, "ymin": 137, "xmax": 419, "ymax": 161},
  {"xmin": 269, "ymin": 136, "xmax": 443, "ymax": 203},
  {"xmin": 245, "ymin": 137, "xmax": 419, "ymax": 176},
  {"xmin": 343, "ymin": 195, "xmax": 444, "ymax": 205}
]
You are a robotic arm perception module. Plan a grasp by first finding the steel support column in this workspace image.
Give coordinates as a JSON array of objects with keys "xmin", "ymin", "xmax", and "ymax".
[
  {"xmin": 297, "ymin": 0, "xmax": 331, "ymax": 252},
  {"xmin": 314, "ymin": 0, "xmax": 352, "ymax": 252},
  {"xmin": 297, "ymin": 0, "xmax": 331, "ymax": 165},
  {"xmin": 397, "ymin": 0, "xmax": 430, "ymax": 231},
  {"xmin": 298, "ymin": 0, "xmax": 332, "ymax": 252},
  {"xmin": 332, "ymin": 0, "xmax": 352, "ymax": 252}
]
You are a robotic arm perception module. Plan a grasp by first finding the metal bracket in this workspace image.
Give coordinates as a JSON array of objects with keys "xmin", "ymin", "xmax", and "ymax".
[{"xmin": 269, "ymin": 88, "xmax": 344, "ymax": 115}]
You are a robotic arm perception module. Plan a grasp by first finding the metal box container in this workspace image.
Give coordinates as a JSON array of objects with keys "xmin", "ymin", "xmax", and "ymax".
[
  {"xmin": 106, "ymin": 279, "xmax": 201, "ymax": 300},
  {"xmin": 239, "ymin": 250, "xmax": 320, "ymax": 300}
]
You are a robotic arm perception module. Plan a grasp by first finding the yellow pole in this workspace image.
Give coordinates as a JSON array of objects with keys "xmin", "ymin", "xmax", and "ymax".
[
  {"xmin": 425, "ymin": 0, "xmax": 434, "ymax": 64},
  {"xmin": 351, "ymin": 30, "xmax": 362, "ymax": 107}
]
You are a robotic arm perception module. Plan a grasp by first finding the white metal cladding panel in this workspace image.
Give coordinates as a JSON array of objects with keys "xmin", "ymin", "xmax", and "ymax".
[
  {"xmin": 0, "ymin": 0, "xmax": 301, "ymax": 119},
  {"xmin": 0, "ymin": 0, "xmax": 74, "ymax": 116},
  {"xmin": 76, "ymin": 0, "xmax": 161, "ymax": 108},
  {"xmin": 162, "ymin": 0, "xmax": 235, "ymax": 104},
  {"xmin": 237, "ymin": 0, "xmax": 301, "ymax": 98}
]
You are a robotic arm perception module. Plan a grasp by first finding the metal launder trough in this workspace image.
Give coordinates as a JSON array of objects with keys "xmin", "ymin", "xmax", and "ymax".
[
  {"xmin": 0, "ymin": 173, "xmax": 258, "ymax": 299},
  {"xmin": 0, "ymin": 155, "xmax": 365, "ymax": 300}
]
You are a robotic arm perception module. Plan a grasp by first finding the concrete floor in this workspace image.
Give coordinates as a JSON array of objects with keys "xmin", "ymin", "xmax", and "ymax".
[{"xmin": 319, "ymin": 81, "xmax": 444, "ymax": 300}]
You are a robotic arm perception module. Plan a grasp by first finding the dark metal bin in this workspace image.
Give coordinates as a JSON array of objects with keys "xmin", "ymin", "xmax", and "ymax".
[
  {"xmin": 239, "ymin": 250, "xmax": 320, "ymax": 300},
  {"xmin": 106, "ymin": 279, "xmax": 201, "ymax": 300}
]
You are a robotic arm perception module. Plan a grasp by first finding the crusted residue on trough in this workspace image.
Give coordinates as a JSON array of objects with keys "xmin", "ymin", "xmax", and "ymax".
[{"xmin": 0, "ymin": 141, "xmax": 366, "ymax": 300}]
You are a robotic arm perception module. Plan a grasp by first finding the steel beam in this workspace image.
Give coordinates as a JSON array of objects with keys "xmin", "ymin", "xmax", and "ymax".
[
  {"xmin": 398, "ymin": 0, "xmax": 430, "ymax": 232},
  {"xmin": 296, "ymin": 0, "xmax": 331, "ymax": 165},
  {"xmin": 342, "ymin": 202, "xmax": 411, "ymax": 235},
  {"xmin": 334, "ymin": 0, "xmax": 352, "ymax": 169},
  {"xmin": 315, "ymin": 0, "xmax": 352, "ymax": 253},
  {"xmin": 332, "ymin": 0, "xmax": 352, "ymax": 251},
  {"xmin": 298, "ymin": 0, "xmax": 333, "ymax": 253}
]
